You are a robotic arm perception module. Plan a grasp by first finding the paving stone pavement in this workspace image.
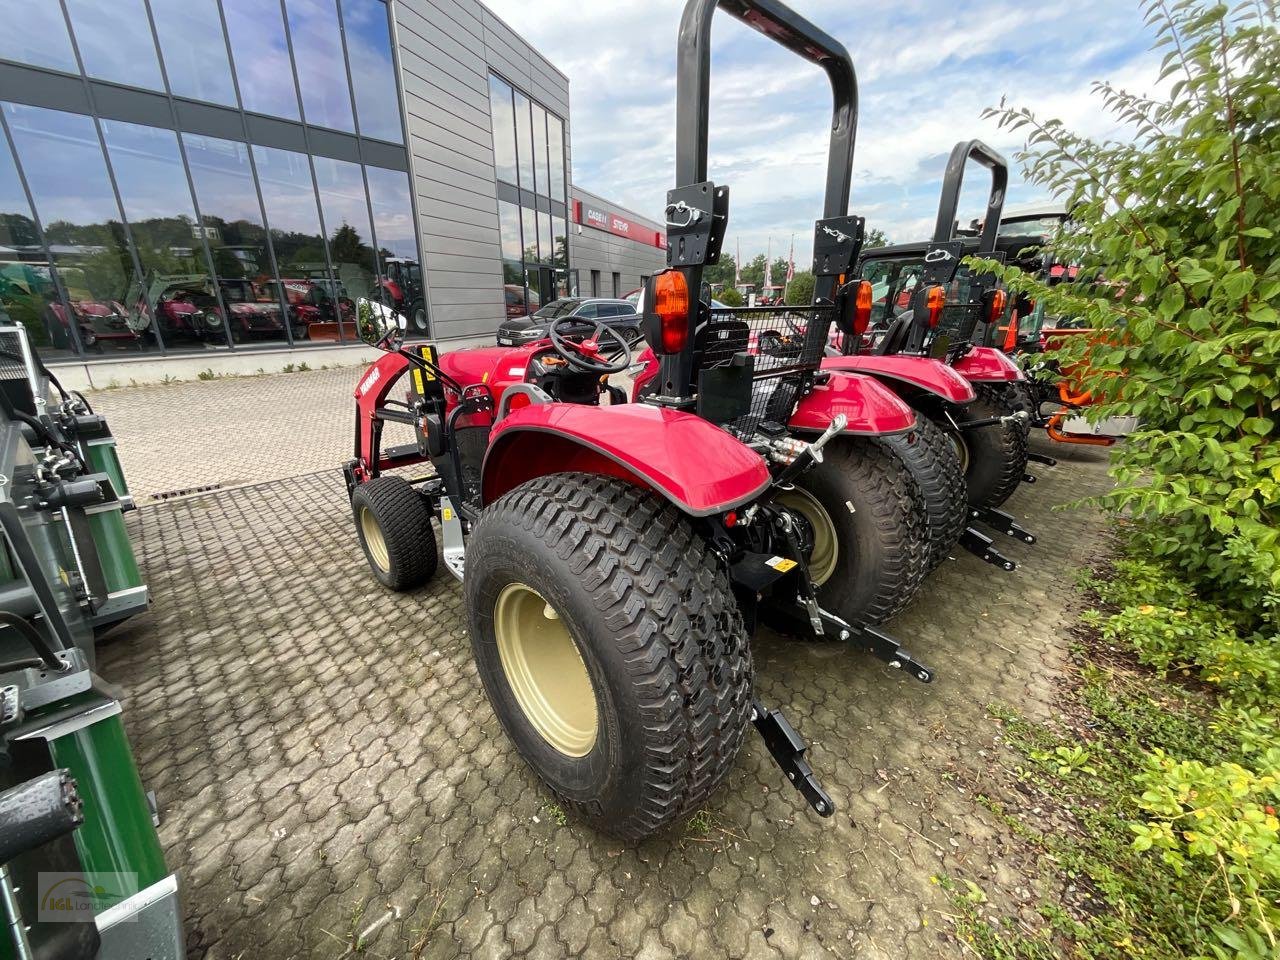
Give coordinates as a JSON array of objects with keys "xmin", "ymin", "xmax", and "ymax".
[
  {"xmin": 88, "ymin": 366, "xmax": 373, "ymax": 500},
  {"xmin": 95, "ymin": 396, "xmax": 1116, "ymax": 959}
]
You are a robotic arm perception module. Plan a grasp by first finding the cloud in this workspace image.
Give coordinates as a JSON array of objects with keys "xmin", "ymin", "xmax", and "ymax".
[{"xmin": 481, "ymin": 0, "xmax": 1164, "ymax": 266}]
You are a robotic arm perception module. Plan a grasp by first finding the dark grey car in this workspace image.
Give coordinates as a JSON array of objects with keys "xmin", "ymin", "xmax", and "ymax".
[{"xmin": 495, "ymin": 298, "xmax": 640, "ymax": 346}]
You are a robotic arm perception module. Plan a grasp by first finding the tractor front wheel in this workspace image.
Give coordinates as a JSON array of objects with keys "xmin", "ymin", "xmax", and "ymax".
[
  {"xmin": 465, "ymin": 473, "xmax": 752, "ymax": 840},
  {"xmin": 351, "ymin": 476, "xmax": 439, "ymax": 590},
  {"xmin": 784, "ymin": 437, "xmax": 929, "ymax": 626}
]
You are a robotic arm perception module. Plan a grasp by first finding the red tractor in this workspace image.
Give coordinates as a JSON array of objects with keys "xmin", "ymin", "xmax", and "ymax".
[
  {"xmin": 821, "ymin": 141, "xmax": 1051, "ymax": 572},
  {"xmin": 345, "ymin": 0, "xmax": 938, "ymax": 839},
  {"xmin": 377, "ymin": 257, "xmax": 428, "ymax": 333}
]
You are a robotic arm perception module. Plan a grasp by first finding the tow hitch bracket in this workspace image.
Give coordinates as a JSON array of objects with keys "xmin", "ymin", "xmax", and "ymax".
[
  {"xmin": 811, "ymin": 605, "xmax": 935, "ymax": 683},
  {"xmin": 970, "ymin": 507, "xmax": 1036, "ymax": 545},
  {"xmin": 751, "ymin": 698, "xmax": 834, "ymax": 818},
  {"xmin": 1027, "ymin": 451, "xmax": 1057, "ymax": 466},
  {"xmin": 960, "ymin": 527, "xmax": 1016, "ymax": 571}
]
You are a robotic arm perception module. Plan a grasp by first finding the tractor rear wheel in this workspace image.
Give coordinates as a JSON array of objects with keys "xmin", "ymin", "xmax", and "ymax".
[
  {"xmin": 785, "ymin": 437, "xmax": 929, "ymax": 625},
  {"xmin": 883, "ymin": 416, "xmax": 967, "ymax": 571},
  {"xmin": 465, "ymin": 473, "xmax": 752, "ymax": 840},
  {"xmin": 950, "ymin": 386, "xmax": 1029, "ymax": 509},
  {"xmin": 351, "ymin": 476, "xmax": 438, "ymax": 590}
]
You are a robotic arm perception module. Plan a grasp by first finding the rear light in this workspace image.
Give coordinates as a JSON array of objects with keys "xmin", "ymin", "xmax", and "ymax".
[
  {"xmin": 987, "ymin": 289, "xmax": 1008, "ymax": 325},
  {"xmin": 925, "ymin": 286, "xmax": 946, "ymax": 327},
  {"xmin": 653, "ymin": 270, "xmax": 690, "ymax": 353},
  {"xmin": 853, "ymin": 280, "xmax": 873, "ymax": 335},
  {"xmin": 1003, "ymin": 311, "xmax": 1020, "ymax": 352}
]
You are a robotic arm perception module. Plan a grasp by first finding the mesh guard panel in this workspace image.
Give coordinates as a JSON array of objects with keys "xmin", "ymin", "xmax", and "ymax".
[{"xmin": 698, "ymin": 303, "xmax": 836, "ymax": 438}]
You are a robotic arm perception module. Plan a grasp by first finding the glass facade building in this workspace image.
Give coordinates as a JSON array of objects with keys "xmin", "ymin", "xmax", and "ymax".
[{"xmin": 0, "ymin": 0, "xmax": 420, "ymax": 360}]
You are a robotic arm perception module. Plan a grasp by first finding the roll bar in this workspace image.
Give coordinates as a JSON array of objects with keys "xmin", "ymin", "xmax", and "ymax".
[
  {"xmin": 676, "ymin": 0, "xmax": 858, "ymax": 219},
  {"xmin": 932, "ymin": 140, "xmax": 1009, "ymax": 253}
]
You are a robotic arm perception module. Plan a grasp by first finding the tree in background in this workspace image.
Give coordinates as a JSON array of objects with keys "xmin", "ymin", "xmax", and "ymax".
[
  {"xmin": 784, "ymin": 271, "xmax": 815, "ymax": 305},
  {"xmin": 702, "ymin": 254, "xmax": 736, "ymax": 290},
  {"xmin": 864, "ymin": 227, "xmax": 889, "ymax": 249},
  {"xmin": 717, "ymin": 285, "xmax": 744, "ymax": 307}
]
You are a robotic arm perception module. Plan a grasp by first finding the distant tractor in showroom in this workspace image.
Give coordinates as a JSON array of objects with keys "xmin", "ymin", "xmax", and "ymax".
[{"xmin": 377, "ymin": 258, "xmax": 427, "ymax": 334}]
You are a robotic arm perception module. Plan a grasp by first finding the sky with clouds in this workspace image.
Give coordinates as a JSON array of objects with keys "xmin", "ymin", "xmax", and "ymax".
[{"xmin": 482, "ymin": 0, "xmax": 1164, "ymax": 269}]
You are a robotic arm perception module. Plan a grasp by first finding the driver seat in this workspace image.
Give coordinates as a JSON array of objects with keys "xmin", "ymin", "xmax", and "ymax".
[{"xmin": 875, "ymin": 310, "xmax": 914, "ymax": 355}]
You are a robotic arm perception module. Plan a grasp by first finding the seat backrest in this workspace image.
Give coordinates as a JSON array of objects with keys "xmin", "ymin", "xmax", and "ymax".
[
  {"xmin": 695, "ymin": 317, "xmax": 751, "ymax": 368},
  {"xmin": 875, "ymin": 311, "xmax": 913, "ymax": 355}
]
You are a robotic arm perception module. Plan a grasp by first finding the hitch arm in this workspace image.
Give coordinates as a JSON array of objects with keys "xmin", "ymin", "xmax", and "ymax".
[
  {"xmin": 959, "ymin": 527, "xmax": 1016, "ymax": 571},
  {"xmin": 751, "ymin": 699, "xmax": 834, "ymax": 818},
  {"xmin": 970, "ymin": 507, "xmax": 1036, "ymax": 545}
]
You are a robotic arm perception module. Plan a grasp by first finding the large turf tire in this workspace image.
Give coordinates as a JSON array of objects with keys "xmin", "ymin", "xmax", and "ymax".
[
  {"xmin": 989, "ymin": 380, "xmax": 1037, "ymax": 434},
  {"xmin": 954, "ymin": 385, "xmax": 1029, "ymax": 509},
  {"xmin": 883, "ymin": 416, "xmax": 967, "ymax": 572},
  {"xmin": 464, "ymin": 473, "xmax": 752, "ymax": 840},
  {"xmin": 351, "ymin": 475, "xmax": 438, "ymax": 590},
  {"xmin": 786, "ymin": 438, "xmax": 929, "ymax": 626}
]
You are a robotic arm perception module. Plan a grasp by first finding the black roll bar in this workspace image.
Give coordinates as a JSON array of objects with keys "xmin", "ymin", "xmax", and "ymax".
[
  {"xmin": 932, "ymin": 139, "xmax": 1009, "ymax": 253},
  {"xmin": 676, "ymin": 0, "xmax": 858, "ymax": 220}
]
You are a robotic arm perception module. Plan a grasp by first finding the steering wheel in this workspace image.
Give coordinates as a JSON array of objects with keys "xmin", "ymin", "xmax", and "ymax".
[{"xmin": 548, "ymin": 317, "xmax": 633, "ymax": 374}]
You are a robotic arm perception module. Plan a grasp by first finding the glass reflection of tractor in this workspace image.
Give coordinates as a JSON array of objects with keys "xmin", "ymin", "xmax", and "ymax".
[
  {"xmin": 377, "ymin": 257, "xmax": 427, "ymax": 333},
  {"xmin": 42, "ymin": 268, "xmax": 142, "ymax": 353},
  {"xmin": 136, "ymin": 273, "xmax": 225, "ymax": 344},
  {"xmin": 0, "ymin": 261, "xmax": 57, "ymax": 348},
  {"xmin": 215, "ymin": 278, "xmax": 289, "ymax": 342},
  {"xmin": 271, "ymin": 278, "xmax": 355, "ymax": 343}
]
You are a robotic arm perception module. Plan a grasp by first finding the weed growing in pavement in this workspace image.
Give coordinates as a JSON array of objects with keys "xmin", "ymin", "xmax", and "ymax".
[
  {"xmin": 542, "ymin": 801, "xmax": 568, "ymax": 826},
  {"xmin": 686, "ymin": 809, "xmax": 713, "ymax": 835},
  {"xmin": 197, "ymin": 368, "xmax": 216, "ymax": 381},
  {"xmin": 297, "ymin": 362, "xmax": 310, "ymax": 372},
  {"xmin": 281, "ymin": 364, "xmax": 296, "ymax": 373}
]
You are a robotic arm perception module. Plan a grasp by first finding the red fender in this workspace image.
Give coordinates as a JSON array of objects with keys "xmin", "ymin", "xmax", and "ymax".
[
  {"xmin": 951, "ymin": 346, "xmax": 1025, "ymax": 383},
  {"xmin": 821, "ymin": 355, "xmax": 976, "ymax": 405},
  {"xmin": 483, "ymin": 402, "xmax": 769, "ymax": 516},
  {"xmin": 791, "ymin": 372, "xmax": 915, "ymax": 435}
]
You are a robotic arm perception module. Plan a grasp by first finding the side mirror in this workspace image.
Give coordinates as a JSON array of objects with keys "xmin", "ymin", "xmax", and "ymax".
[{"xmin": 356, "ymin": 297, "xmax": 406, "ymax": 346}]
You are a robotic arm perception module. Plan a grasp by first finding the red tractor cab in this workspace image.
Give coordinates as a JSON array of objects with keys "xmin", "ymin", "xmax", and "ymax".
[{"xmin": 344, "ymin": 0, "xmax": 945, "ymax": 840}]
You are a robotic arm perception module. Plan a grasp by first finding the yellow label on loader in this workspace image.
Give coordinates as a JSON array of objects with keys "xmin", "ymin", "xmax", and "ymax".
[
  {"xmin": 766, "ymin": 556, "xmax": 797, "ymax": 573},
  {"xmin": 442, "ymin": 507, "xmax": 454, "ymax": 521}
]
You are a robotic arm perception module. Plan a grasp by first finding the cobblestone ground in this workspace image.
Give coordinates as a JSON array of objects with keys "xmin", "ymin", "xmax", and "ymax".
[
  {"xmin": 89, "ymin": 366, "xmax": 365, "ymax": 499},
  {"xmin": 96, "ymin": 388, "xmax": 1115, "ymax": 960}
]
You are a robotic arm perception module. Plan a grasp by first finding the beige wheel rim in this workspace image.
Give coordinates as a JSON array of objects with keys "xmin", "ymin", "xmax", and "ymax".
[
  {"xmin": 950, "ymin": 431, "xmax": 971, "ymax": 473},
  {"xmin": 494, "ymin": 583, "xmax": 599, "ymax": 757},
  {"xmin": 776, "ymin": 488, "xmax": 839, "ymax": 587},
  {"xmin": 360, "ymin": 506, "xmax": 390, "ymax": 572}
]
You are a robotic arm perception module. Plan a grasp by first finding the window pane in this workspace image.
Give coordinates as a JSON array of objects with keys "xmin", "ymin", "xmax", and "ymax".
[
  {"xmin": 520, "ymin": 205, "xmax": 537, "ymax": 262},
  {"xmin": 254, "ymin": 145, "xmax": 340, "ymax": 343},
  {"xmin": 342, "ymin": 0, "xmax": 401, "ymax": 143},
  {"xmin": 551, "ymin": 215, "xmax": 567, "ymax": 268},
  {"xmin": 503, "ymin": 260, "xmax": 525, "ymax": 318},
  {"xmin": 149, "ymin": 0, "xmax": 236, "ymax": 106},
  {"xmin": 223, "ymin": 0, "xmax": 300, "ymax": 120},
  {"xmin": 313, "ymin": 156, "xmax": 373, "ymax": 342},
  {"xmin": 532, "ymin": 103, "xmax": 549, "ymax": 197},
  {"xmin": 285, "ymin": 0, "xmax": 355, "ymax": 133},
  {"xmin": 366, "ymin": 166, "xmax": 423, "ymax": 335},
  {"xmin": 0, "ymin": 1, "xmax": 77, "ymax": 73},
  {"xmin": 0, "ymin": 134, "xmax": 75, "ymax": 359},
  {"xmin": 547, "ymin": 114, "xmax": 566, "ymax": 204},
  {"xmin": 4, "ymin": 102, "xmax": 148, "ymax": 355},
  {"xmin": 538, "ymin": 212, "xmax": 552, "ymax": 266},
  {"xmin": 183, "ymin": 134, "xmax": 289, "ymax": 345},
  {"xmin": 101, "ymin": 120, "xmax": 228, "ymax": 352},
  {"xmin": 497, "ymin": 200, "xmax": 522, "ymax": 262},
  {"xmin": 65, "ymin": 0, "xmax": 163, "ymax": 91},
  {"xmin": 513, "ymin": 91, "xmax": 533, "ymax": 193},
  {"xmin": 365, "ymin": 166, "xmax": 415, "ymax": 261},
  {"xmin": 488, "ymin": 75, "xmax": 517, "ymax": 186}
]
